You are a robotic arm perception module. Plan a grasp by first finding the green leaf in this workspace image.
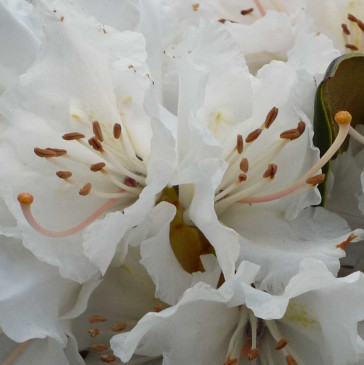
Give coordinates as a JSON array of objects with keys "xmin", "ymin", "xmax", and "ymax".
[{"xmin": 313, "ymin": 53, "xmax": 364, "ymax": 204}]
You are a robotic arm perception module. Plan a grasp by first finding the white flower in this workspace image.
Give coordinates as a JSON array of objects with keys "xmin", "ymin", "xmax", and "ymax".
[
  {"xmin": 305, "ymin": 0, "xmax": 364, "ymax": 54},
  {"xmin": 0, "ymin": 0, "xmax": 174, "ymax": 282},
  {"xmin": 135, "ymin": 20, "xmax": 363, "ymax": 304},
  {"xmin": 111, "ymin": 259, "xmax": 364, "ymax": 365},
  {"xmin": 0, "ymin": 235, "xmax": 160, "ymax": 364}
]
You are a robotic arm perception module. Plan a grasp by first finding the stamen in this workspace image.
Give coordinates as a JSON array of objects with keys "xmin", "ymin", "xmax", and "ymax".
[
  {"xmin": 100, "ymin": 354, "xmax": 116, "ymax": 363},
  {"xmin": 113, "ymin": 123, "xmax": 122, "ymax": 139},
  {"xmin": 90, "ymin": 162, "xmax": 106, "ymax": 172},
  {"xmin": 79, "ymin": 183, "xmax": 92, "ymax": 196},
  {"xmin": 223, "ymin": 359, "xmax": 238, "ymax": 365},
  {"xmin": 342, "ymin": 23, "xmax": 351, "ymax": 35},
  {"xmin": 90, "ymin": 314, "xmax": 108, "ymax": 323},
  {"xmin": 336, "ymin": 233, "xmax": 358, "ymax": 250},
  {"xmin": 306, "ymin": 174, "xmax": 325, "ymax": 186},
  {"xmin": 345, "ymin": 43, "xmax": 359, "ymax": 50},
  {"xmin": 280, "ymin": 129, "xmax": 300, "ymax": 140},
  {"xmin": 56, "ymin": 170, "xmax": 72, "ymax": 179},
  {"xmin": 247, "ymin": 348, "xmax": 259, "ymax": 361},
  {"xmin": 17, "ymin": 192, "xmax": 121, "ymax": 237},
  {"xmin": 348, "ymin": 13, "xmax": 358, "ymax": 22},
  {"xmin": 239, "ymin": 173, "xmax": 247, "ymax": 182},
  {"xmin": 90, "ymin": 344, "xmax": 110, "ymax": 352},
  {"xmin": 348, "ymin": 125, "xmax": 364, "ymax": 144},
  {"xmin": 240, "ymin": 158, "xmax": 249, "ymax": 173},
  {"xmin": 62, "ymin": 132, "xmax": 85, "ymax": 140},
  {"xmin": 286, "ymin": 355, "xmax": 298, "ymax": 365},
  {"xmin": 92, "ymin": 121, "xmax": 104, "ymax": 142},
  {"xmin": 124, "ymin": 177, "xmax": 137, "ymax": 187},
  {"xmin": 264, "ymin": 107, "xmax": 279, "ymax": 129},
  {"xmin": 275, "ymin": 337, "xmax": 289, "ymax": 350},
  {"xmin": 236, "ymin": 134, "xmax": 244, "ymax": 153},
  {"xmin": 297, "ymin": 121, "xmax": 306, "ymax": 135},
  {"xmin": 238, "ymin": 111, "xmax": 351, "ymax": 204},
  {"xmin": 241, "ymin": 8, "xmax": 254, "ymax": 15},
  {"xmin": 88, "ymin": 137, "xmax": 104, "ymax": 152},
  {"xmin": 246, "ymin": 128, "xmax": 262, "ymax": 143},
  {"xmin": 263, "ymin": 163, "xmax": 277, "ymax": 179},
  {"xmin": 111, "ymin": 322, "xmax": 128, "ymax": 332},
  {"xmin": 253, "ymin": 0, "xmax": 266, "ymax": 16},
  {"xmin": 46, "ymin": 148, "xmax": 67, "ymax": 156},
  {"xmin": 34, "ymin": 147, "xmax": 57, "ymax": 158},
  {"xmin": 88, "ymin": 328, "xmax": 100, "ymax": 337},
  {"xmin": 154, "ymin": 302, "xmax": 164, "ymax": 312},
  {"xmin": 1, "ymin": 340, "xmax": 32, "ymax": 365}
]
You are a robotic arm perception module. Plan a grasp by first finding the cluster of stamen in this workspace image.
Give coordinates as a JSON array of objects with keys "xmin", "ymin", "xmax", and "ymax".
[
  {"xmin": 82, "ymin": 313, "xmax": 129, "ymax": 363},
  {"xmin": 219, "ymin": 0, "xmax": 286, "ymax": 24},
  {"xmin": 342, "ymin": 13, "xmax": 364, "ymax": 52},
  {"xmin": 212, "ymin": 109, "xmax": 355, "ymax": 214},
  {"xmin": 224, "ymin": 309, "xmax": 298, "ymax": 365},
  {"xmin": 17, "ymin": 117, "xmax": 147, "ymax": 237}
]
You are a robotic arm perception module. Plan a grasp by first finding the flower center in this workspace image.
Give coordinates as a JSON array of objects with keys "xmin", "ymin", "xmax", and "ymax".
[
  {"xmin": 224, "ymin": 308, "xmax": 299, "ymax": 365},
  {"xmin": 342, "ymin": 13, "xmax": 364, "ymax": 52},
  {"xmin": 17, "ymin": 115, "xmax": 147, "ymax": 237},
  {"xmin": 214, "ymin": 107, "xmax": 333, "ymax": 215}
]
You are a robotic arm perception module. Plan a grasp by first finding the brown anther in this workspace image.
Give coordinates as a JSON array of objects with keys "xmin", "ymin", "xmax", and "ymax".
[
  {"xmin": 60, "ymin": 16, "xmax": 64, "ymax": 22},
  {"xmin": 113, "ymin": 123, "xmax": 122, "ymax": 139},
  {"xmin": 263, "ymin": 163, "xmax": 278, "ymax": 179},
  {"xmin": 46, "ymin": 148, "xmax": 67, "ymax": 156},
  {"xmin": 247, "ymin": 348, "xmax": 259, "ymax": 361},
  {"xmin": 56, "ymin": 171, "xmax": 72, "ymax": 179},
  {"xmin": 337, "ymin": 233, "xmax": 358, "ymax": 250},
  {"xmin": 223, "ymin": 359, "xmax": 238, "ymax": 365},
  {"xmin": 357, "ymin": 20, "xmax": 364, "ymax": 32},
  {"xmin": 245, "ymin": 128, "xmax": 262, "ymax": 143},
  {"xmin": 240, "ymin": 158, "xmax": 249, "ymax": 173},
  {"xmin": 79, "ymin": 183, "xmax": 92, "ymax": 196},
  {"xmin": 306, "ymin": 173, "xmax": 325, "ymax": 186},
  {"xmin": 286, "ymin": 354, "xmax": 298, "ymax": 365},
  {"xmin": 90, "ymin": 162, "xmax": 106, "ymax": 172},
  {"xmin": 88, "ymin": 137, "xmax": 104, "ymax": 152},
  {"xmin": 238, "ymin": 173, "xmax": 247, "ymax": 182},
  {"xmin": 280, "ymin": 128, "xmax": 300, "ymax": 140},
  {"xmin": 275, "ymin": 337, "xmax": 289, "ymax": 350},
  {"xmin": 341, "ymin": 23, "xmax": 351, "ymax": 35},
  {"xmin": 124, "ymin": 177, "xmax": 137, "ymax": 187},
  {"xmin": 236, "ymin": 134, "xmax": 244, "ymax": 153},
  {"xmin": 264, "ymin": 107, "xmax": 279, "ymax": 129},
  {"xmin": 348, "ymin": 13, "xmax": 358, "ymax": 22},
  {"xmin": 128, "ymin": 64, "xmax": 134, "ymax": 69},
  {"xmin": 17, "ymin": 193, "xmax": 34, "ymax": 205},
  {"xmin": 154, "ymin": 302, "xmax": 164, "ymax": 312},
  {"xmin": 335, "ymin": 110, "xmax": 352, "ymax": 125},
  {"xmin": 192, "ymin": 3, "xmax": 199, "ymax": 11},
  {"xmin": 241, "ymin": 8, "xmax": 254, "ymax": 15},
  {"xmin": 34, "ymin": 147, "xmax": 57, "ymax": 158},
  {"xmin": 62, "ymin": 132, "xmax": 85, "ymax": 140},
  {"xmin": 218, "ymin": 18, "xmax": 237, "ymax": 24},
  {"xmin": 90, "ymin": 344, "xmax": 110, "ymax": 352},
  {"xmin": 297, "ymin": 121, "xmax": 306, "ymax": 135},
  {"xmin": 100, "ymin": 354, "xmax": 116, "ymax": 363},
  {"xmin": 111, "ymin": 322, "xmax": 128, "ymax": 332},
  {"xmin": 88, "ymin": 328, "xmax": 100, "ymax": 337},
  {"xmin": 345, "ymin": 43, "xmax": 359, "ymax": 50},
  {"xmin": 89, "ymin": 314, "xmax": 108, "ymax": 323},
  {"xmin": 92, "ymin": 121, "xmax": 104, "ymax": 142}
]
